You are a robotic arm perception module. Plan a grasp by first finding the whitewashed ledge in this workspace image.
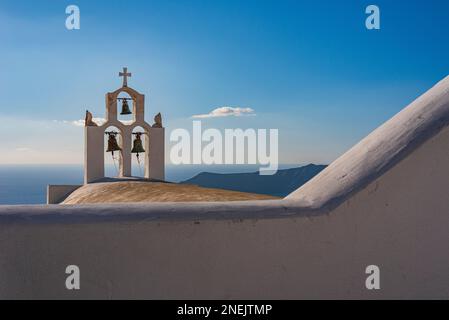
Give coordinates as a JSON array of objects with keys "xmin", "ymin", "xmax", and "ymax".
[{"xmin": 0, "ymin": 200, "xmax": 320, "ymax": 224}]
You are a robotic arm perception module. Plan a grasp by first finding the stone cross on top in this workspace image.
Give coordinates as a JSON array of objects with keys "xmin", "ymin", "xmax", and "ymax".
[{"xmin": 119, "ymin": 67, "xmax": 132, "ymax": 87}]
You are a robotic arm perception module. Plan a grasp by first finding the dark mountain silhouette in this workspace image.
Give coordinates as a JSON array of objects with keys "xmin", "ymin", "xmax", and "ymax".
[{"xmin": 181, "ymin": 164, "xmax": 327, "ymax": 197}]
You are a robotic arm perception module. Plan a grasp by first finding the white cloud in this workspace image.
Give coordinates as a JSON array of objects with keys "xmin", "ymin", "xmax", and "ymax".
[
  {"xmin": 192, "ymin": 107, "xmax": 255, "ymax": 119},
  {"xmin": 15, "ymin": 147, "xmax": 33, "ymax": 152},
  {"xmin": 71, "ymin": 117, "xmax": 107, "ymax": 127},
  {"xmin": 71, "ymin": 119, "xmax": 85, "ymax": 126}
]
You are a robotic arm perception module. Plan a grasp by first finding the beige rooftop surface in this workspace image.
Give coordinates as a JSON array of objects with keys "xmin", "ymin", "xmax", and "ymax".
[{"xmin": 62, "ymin": 180, "xmax": 278, "ymax": 204}]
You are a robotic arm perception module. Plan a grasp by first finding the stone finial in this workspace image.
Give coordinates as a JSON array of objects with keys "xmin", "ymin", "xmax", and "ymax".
[
  {"xmin": 85, "ymin": 110, "xmax": 98, "ymax": 127},
  {"xmin": 152, "ymin": 112, "xmax": 163, "ymax": 128}
]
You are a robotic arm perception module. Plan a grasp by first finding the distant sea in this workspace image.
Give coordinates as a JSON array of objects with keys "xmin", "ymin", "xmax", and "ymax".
[{"xmin": 0, "ymin": 164, "xmax": 300, "ymax": 205}]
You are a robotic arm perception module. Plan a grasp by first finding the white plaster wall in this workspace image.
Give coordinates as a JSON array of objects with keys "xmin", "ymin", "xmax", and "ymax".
[
  {"xmin": 1, "ymin": 124, "xmax": 449, "ymax": 299},
  {"xmin": 84, "ymin": 126, "xmax": 104, "ymax": 184},
  {"xmin": 148, "ymin": 127, "xmax": 165, "ymax": 181}
]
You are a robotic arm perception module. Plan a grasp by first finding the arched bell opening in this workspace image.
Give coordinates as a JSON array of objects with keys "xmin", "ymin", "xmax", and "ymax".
[
  {"xmin": 117, "ymin": 92, "xmax": 134, "ymax": 125},
  {"xmin": 131, "ymin": 126, "xmax": 147, "ymax": 177},
  {"xmin": 104, "ymin": 126, "xmax": 123, "ymax": 178}
]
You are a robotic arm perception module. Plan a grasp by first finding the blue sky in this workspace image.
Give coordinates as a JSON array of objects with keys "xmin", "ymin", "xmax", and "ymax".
[{"xmin": 0, "ymin": 0, "xmax": 448, "ymax": 164}]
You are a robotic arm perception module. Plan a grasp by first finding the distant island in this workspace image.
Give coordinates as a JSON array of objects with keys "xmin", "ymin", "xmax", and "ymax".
[{"xmin": 182, "ymin": 164, "xmax": 327, "ymax": 197}]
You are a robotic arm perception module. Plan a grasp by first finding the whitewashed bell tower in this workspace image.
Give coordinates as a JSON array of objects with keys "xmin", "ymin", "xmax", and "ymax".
[{"xmin": 84, "ymin": 68, "xmax": 165, "ymax": 183}]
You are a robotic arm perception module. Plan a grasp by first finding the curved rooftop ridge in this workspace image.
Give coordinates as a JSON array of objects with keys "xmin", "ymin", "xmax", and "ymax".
[
  {"xmin": 0, "ymin": 200, "xmax": 311, "ymax": 224},
  {"xmin": 286, "ymin": 75, "xmax": 449, "ymax": 209}
]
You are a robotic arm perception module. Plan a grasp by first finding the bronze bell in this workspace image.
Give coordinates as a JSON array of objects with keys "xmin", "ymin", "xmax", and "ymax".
[
  {"xmin": 106, "ymin": 133, "xmax": 121, "ymax": 155},
  {"xmin": 120, "ymin": 99, "xmax": 132, "ymax": 115},
  {"xmin": 131, "ymin": 133, "xmax": 145, "ymax": 156}
]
